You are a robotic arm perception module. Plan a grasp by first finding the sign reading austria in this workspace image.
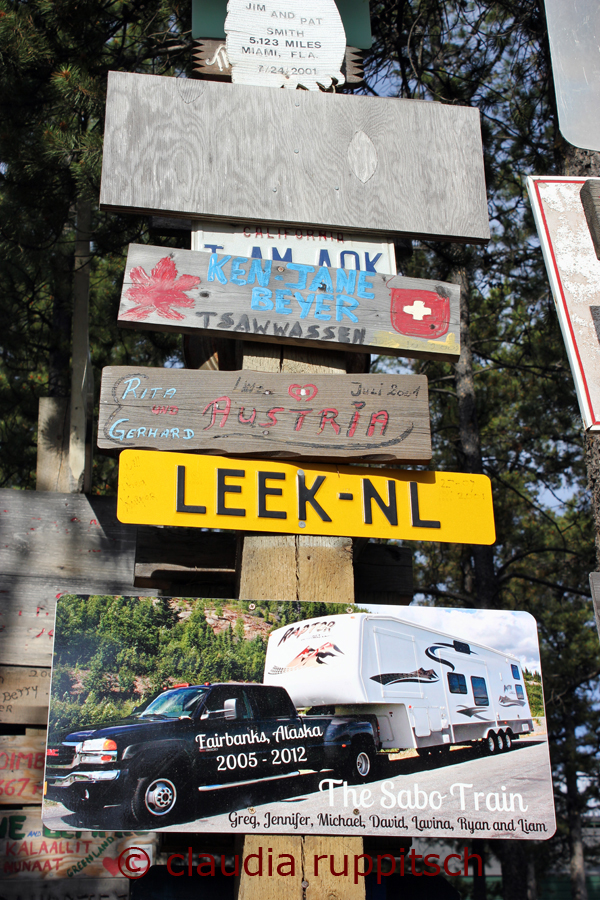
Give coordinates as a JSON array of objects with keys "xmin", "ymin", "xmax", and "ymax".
[
  {"xmin": 117, "ymin": 246, "xmax": 461, "ymax": 361},
  {"xmin": 116, "ymin": 450, "xmax": 496, "ymax": 545}
]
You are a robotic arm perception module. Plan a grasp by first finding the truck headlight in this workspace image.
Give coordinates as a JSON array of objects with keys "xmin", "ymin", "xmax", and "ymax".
[{"xmin": 80, "ymin": 738, "xmax": 118, "ymax": 763}]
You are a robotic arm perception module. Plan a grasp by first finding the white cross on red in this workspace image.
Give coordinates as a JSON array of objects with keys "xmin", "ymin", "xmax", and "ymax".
[{"xmin": 403, "ymin": 300, "xmax": 432, "ymax": 321}]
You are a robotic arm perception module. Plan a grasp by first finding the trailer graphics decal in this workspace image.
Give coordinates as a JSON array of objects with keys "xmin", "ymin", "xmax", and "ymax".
[
  {"xmin": 370, "ymin": 668, "xmax": 439, "ymax": 685},
  {"xmin": 43, "ymin": 597, "xmax": 555, "ymax": 841},
  {"xmin": 267, "ymin": 641, "xmax": 344, "ymax": 674}
]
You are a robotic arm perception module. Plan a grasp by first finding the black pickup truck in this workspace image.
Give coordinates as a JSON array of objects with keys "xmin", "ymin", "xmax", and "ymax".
[{"xmin": 45, "ymin": 682, "xmax": 380, "ymax": 825}]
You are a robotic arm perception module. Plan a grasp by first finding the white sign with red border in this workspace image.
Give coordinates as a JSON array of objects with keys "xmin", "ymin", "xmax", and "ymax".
[{"xmin": 527, "ymin": 176, "xmax": 600, "ymax": 430}]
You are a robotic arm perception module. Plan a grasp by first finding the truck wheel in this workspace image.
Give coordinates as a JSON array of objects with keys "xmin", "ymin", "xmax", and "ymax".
[
  {"xmin": 345, "ymin": 740, "xmax": 375, "ymax": 783},
  {"xmin": 130, "ymin": 772, "xmax": 184, "ymax": 825}
]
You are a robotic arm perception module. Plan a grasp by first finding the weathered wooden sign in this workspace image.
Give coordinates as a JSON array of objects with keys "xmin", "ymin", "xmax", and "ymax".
[
  {"xmin": 117, "ymin": 245, "xmax": 461, "ymax": 361},
  {"xmin": 0, "ymin": 666, "xmax": 50, "ymax": 725},
  {"xmin": 225, "ymin": 0, "xmax": 347, "ymax": 90},
  {"xmin": 527, "ymin": 176, "xmax": 600, "ymax": 429},
  {"xmin": 0, "ymin": 807, "xmax": 156, "ymax": 879},
  {"xmin": 99, "ymin": 72, "xmax": 490, "ymax": 244},
  {"xmin": 117, "ymin": 450, "xmax": 496, "ymax": 544},
  {"xmin": 0, "ymin": 732, "xmax": 45, "ymax": 806},
  {"xmin": 98, "ymin": 368, "xmax": 431, "ymax": 462},
  {"xmin": 191, "ymin": 221, "xmax": 396, "ymax": 274}
]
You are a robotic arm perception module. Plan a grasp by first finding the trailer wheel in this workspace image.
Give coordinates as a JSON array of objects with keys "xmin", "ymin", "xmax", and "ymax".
[
  {"xmin": 503, "ymin": 731, "xmax": 513, "ymax": 751},
  {"xmin": 485, "ymin": 732, "xmax": 497, "ymax": 755},
  {"xmin": 344, "ymin": 739, "xmax": 375, "ymax": 783},
  {"xmin": 496, "ymin": 731, "xmax": 505, "ymax": 752}
]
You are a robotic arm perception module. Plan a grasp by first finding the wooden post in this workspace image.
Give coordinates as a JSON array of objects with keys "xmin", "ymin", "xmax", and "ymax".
[
  {"xmin": 236, "ymin": 343, "xmax": 364, "ymax": 900},
  {"xmin": 68, "ymin": 197, "xmax": 94, "ymax": 492}
]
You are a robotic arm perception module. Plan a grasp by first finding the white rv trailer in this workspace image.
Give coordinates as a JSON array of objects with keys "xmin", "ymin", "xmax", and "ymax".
[{"xmin": 263, "ymin": 613, "xmax": 534, "ymax": 753}]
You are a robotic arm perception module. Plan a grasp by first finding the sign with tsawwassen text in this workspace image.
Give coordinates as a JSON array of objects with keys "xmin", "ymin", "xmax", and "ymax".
[
  {"xmin": 117, "ymin": 246, "xmax": 461, "ymax": 361},
  {"xmin": 98, "ymin": 368, "xmax": 431, "ymax": 462},
  {"xmin": 116, "ymin": 451, "xmax": 495, "ymax": 544}
]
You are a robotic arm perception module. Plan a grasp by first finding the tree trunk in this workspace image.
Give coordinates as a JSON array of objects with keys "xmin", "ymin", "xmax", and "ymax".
[
  {"xmin": 449, "ymin": 261, "xmax": 496, "ymax": 609},
  {"xmin": 565, "ymin": 717, "xmax": 588, "ymax": 900}
]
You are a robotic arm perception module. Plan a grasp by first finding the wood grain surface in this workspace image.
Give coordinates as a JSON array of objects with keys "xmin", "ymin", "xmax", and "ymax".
[
  {"xmin": 0, "ymin": 666, "xmax": 50, "ymax": 725},
  {"xmin": 117, "ymin": 244, "xmax": 461, "ymax": 361},
  {"xmin": 0, "ymin": 732, "xmax": 45, "ymax": 805},
  {"xmin": 99, "ymin": 72, "xmax": 489, "ymax": 244},
  {"xmin": 99, "ymin": 367, "xmax": 431, "ymax": 462},
  {"xmin": 0, "ymin": 489, "xmax": 153, "ymax": 667}
]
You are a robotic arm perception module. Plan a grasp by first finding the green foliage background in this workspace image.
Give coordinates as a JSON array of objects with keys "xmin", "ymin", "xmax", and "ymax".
[{"xmin": 48, "ymin": 594, "xmax": 355, "ymax": 741}]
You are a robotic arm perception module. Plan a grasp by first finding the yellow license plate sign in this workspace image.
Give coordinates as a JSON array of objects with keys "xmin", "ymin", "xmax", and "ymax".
[{"xmin": 117, "ymin": 451, "xmax": 495, "ymax": 545}]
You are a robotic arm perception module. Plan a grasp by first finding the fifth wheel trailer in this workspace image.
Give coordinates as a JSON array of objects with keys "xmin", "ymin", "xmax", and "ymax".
[{"xmin": 263, "ymin": 613, "xmax": 534, "ymax": 754}]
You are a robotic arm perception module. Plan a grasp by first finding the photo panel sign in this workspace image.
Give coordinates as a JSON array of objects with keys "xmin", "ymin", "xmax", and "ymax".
[{"xmin": 43, "ymin": 596, "xmax": 555, "ymax": 841}]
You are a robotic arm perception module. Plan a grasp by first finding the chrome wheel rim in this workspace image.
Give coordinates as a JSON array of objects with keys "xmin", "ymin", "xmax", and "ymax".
[
  {"xmin": 145, "ymin": 778, "xmax": 177, "ymax": 816},
  {"xmin": 356, "ymin": 751, "xmax": 371, "ymax": 777}
]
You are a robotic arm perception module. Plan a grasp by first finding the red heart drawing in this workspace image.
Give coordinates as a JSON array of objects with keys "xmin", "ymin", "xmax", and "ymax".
[
  {"xmin": 103, "ymin": 856, "xmax": 121, "ymax": 877},
  {"xmin": 289, "ymin": 383, "xmax": 318, "ymax": 402}
]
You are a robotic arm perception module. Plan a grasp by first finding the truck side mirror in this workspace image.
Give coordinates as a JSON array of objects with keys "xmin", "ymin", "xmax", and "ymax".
[{"xmin": 224, "ymin": 698, "xmax": 237, "ymax": 720}]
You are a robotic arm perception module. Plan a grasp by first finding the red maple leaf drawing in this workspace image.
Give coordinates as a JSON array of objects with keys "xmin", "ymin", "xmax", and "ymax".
[{"xmin": 122, "ymin": 255, "xmax": 201, "ymax": 321}]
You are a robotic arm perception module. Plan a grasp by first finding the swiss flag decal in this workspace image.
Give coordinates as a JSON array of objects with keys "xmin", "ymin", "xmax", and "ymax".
[{"xmin": 387, "ymin": 281, "xmax": 450, "ymax": 339}]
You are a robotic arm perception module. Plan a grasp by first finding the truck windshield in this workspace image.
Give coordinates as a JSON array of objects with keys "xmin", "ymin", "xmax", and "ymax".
[{"xmin": 139, "ymin": 687, "xmax": 209, "ymax": 718}]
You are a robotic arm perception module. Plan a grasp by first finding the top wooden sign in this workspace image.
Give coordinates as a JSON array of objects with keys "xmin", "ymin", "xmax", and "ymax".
[{"xmin": 99, "ymin": 72, "xmax": 489, "ymax": 244}]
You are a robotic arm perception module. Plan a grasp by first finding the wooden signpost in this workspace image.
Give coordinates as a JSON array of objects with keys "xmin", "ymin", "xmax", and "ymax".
[
  {"xmin": 117, "ymin": 245, "xmax": 461, "ymax": 361},
  {"xmin": 116, "ymin": 449, "xmax": 496, "ymax": 545},
  {"xmin": 99, "ymin": 367, "xmax": 431, "ymax": 461},
  {"xmin": 224, "ymin": 0, "xmax": 347, "ymax": 90},
  {"xmin": 99, "ymin": 72, "xmax": 490, "ymax": 244}
]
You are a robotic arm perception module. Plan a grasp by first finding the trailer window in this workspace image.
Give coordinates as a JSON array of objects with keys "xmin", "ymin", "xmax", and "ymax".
[
  {"xmin": 511, "ymin": 665, "xmax": 521, "ymax": 680},
  {"xmin": 516, "ymin": 684, "xmax": 525, "ymax": 700},
  {"xmin": 471, "ymin": 676, "xmax": 489, "ymax": 706},
  {"xmin": 447, "ymin": 673, "xmax": 468, "ymax": 694}
]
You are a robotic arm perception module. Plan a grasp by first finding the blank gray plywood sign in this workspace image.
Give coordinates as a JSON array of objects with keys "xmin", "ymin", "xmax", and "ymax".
[{"xmin": 100, "ymin": 72, "xmax": 490, "ymax": 244}]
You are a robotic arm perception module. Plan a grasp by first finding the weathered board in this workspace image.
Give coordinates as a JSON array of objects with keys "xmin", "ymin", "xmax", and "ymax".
[
  {"xmin": 193, "ymin": 39, "xmax": 365, "ymax": 86},
  {"xmin": 0, "ymin": 490, "xmax": 136, "ymax": 582},
  {"xmin": 117, "ymin": 450, "xmax": 496, "ymax": 545},
  {"xmin": 0, "ymin": 489, "xmax": 153, "ymax": 667},
  {"xmin": 117, "ymin": 245, "xmax": 461, "ymax": 361},
  {"xmin": 99, "ymin": 72, "xmax": 490, "ymax": 244},
  {"xmin": 225, "ymin": 0, "xmax": 347, "ymax": 90},
  {"xmin": 0, "ymin": 807, "xmax": 156, "ymax": 879},
  {"xmin": 528, "ymin": 176, "xmax": 600, "ymax": 429},
  {"xmin": 98, "ymin": 367, "xmax": 431, "ymax": 462},
  {"xmin": 0, "ymin": 666, "xmax": 50, "ymax": 725},
  {"xmin": 190, "ymin": 220, "xmax": 396, "ymax": 273},
  {"xmin": 0, "ymin": 732, "xmax": 45, "ymax": 805}
]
